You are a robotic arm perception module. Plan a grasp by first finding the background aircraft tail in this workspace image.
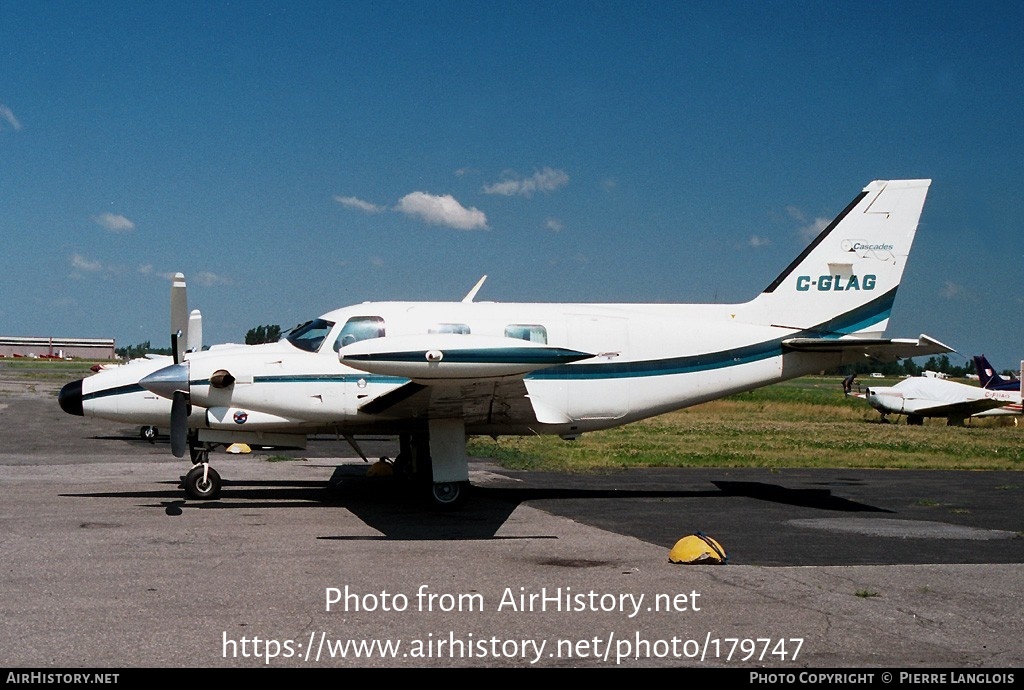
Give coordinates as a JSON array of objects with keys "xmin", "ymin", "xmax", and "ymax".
[
  {"xmin": 974, "ymin": 354, "xmax": 1018, "ymax": 390},
  {"xmin": 737, "ymin": 179, "xmax": 931, "ymax": 339}
]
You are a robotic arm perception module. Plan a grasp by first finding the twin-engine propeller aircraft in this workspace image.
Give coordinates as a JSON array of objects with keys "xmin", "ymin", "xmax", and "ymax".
[{"xmin": 63, "ymin": 179, "xmax": 952, "ymax": 508}]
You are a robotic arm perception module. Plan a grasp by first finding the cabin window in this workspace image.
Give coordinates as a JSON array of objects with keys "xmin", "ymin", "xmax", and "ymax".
[
  {"xmin": 286, "ymin": 318, "xmax": 336, "ymax": 353},
  {"xmin": 333, "ymin": 316, "xmax": 386, "ymax": 351},
  {"xmin": 429, "ymin": 323, "xmax": 471, "ymax": 334},
  {"xmin": 505, "ymin": 324, "xmax": 547, "ymax": 344}
]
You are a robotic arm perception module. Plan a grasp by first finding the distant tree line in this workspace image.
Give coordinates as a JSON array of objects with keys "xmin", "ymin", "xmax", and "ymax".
[
  {"xmin": 830, "ymin": 354, "xmax": 1005, "ymax": 379},
  {"xmin": 115, "ymin": 341, "xmax": 171, "ymax": 359},
  {"xmin": 245, "ymin": 324, "xmax": 282, "ymax": 345},
  {"xmin": 117, "ymin": 324, "xmax": 283, "ymax": 359}
]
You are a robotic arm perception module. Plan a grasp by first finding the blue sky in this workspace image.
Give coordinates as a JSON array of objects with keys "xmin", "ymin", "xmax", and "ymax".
[{"xmin": 2, "ymin": 2, "xmax": 1022, "ymax": 372}]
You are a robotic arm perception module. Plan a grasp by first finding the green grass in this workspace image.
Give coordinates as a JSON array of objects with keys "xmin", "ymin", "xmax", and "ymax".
[
  {"xmin": 468, "ymin": 377, "xmax": 1024, "ymax": 472},
  {"xmin": 0, "ymin": 358, "xmax": 99, "ymax": 381},
  {"xmin": 16, "ymin": 361, "xmax": 1022, "ymax": 473}
]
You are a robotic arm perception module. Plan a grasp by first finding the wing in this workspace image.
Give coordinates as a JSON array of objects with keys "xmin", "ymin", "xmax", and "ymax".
[
  {"xmin": 903, "ymin": 398, "xmax": 1013, "ymax": 418},
  {"xmin": 339, "ymin": 334, "xmax": 593, "ymax": 380},
  {"xmin": 340, "ymin": 334, "xmax": 591, "ymax": 423},
  {"xmin": 782, "ymin": 333, "xmax": 953, "ymax": 363}
]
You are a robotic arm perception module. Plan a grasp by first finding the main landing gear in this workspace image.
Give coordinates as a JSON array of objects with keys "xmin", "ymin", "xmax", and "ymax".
[
  {"xmin": 429, "ymin": 480, "xmax": 470, "ymax": 510},
  {"xmin": 389, "ymin": 427, "xmax": 471, "ymax": 510}
]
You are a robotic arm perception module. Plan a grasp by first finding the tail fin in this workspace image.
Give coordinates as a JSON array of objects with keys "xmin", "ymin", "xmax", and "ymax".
[
  {"xmin": 975, "ymin": 354, "xmax": 1017, "ymax": 390},
  {"xmin": 739, "ymin": 179, "xmax": 931, "ymax": 339}
]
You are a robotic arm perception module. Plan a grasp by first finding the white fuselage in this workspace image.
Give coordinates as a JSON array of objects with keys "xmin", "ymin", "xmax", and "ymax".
[{"xmin": 174, "ymin": 300, "xmax": 840, "ymax": 441}]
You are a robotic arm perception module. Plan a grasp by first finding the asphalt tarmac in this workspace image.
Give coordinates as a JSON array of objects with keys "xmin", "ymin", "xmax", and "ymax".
[{"xmin": 1, "ymin": 371, "xmax": 1022, "ymax": 669}]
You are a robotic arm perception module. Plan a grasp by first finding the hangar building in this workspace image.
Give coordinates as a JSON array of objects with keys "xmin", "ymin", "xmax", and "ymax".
[{"xmin": 0, "ymin": 336, "xmax": 117, "ymax": 360}]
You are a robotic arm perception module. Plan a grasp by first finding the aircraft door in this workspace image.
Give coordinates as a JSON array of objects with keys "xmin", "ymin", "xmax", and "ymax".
[{"xmin": 565, "ymin": 315, "xmax": 630, "ymax": 421}]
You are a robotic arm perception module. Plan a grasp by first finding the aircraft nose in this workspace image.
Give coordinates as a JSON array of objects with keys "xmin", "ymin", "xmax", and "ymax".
[
  {"xmin": 58, "ymin": 379, "xmax": 84, "ymax": 416},
  {"xmin": 140, "ymin": 362, "xmax": 190, "ymax": 400}
]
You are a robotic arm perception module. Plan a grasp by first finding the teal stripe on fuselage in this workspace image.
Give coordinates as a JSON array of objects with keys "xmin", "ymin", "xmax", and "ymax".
[
  {"xmin": 191, "ymin": 374, "xmax": 409, "ymax": 387},
  {"xmin": 530, "ymin": 288, "xmax": 895, "ymax": 381},
  {"xmin": 82, "ymin": 383, "xmax": 146, "ymax": 402},
  {"xmin": 341, "ymin": 347, "xmax": 589, "ymax": 365},
  {"xmin": 182, "ymin": 291, "xmax": 894, "ymax": 387},
  {"xmin": 810, "ymin": 288, "xmax": 895, "ymax": 338}
]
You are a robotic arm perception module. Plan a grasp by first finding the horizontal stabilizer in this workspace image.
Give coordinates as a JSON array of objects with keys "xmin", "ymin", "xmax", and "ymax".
[
  {"xmin": 782, "ymin": 333, "xmax": 953, "ymax": 363},
  {"xmin": 340, "ymin": 334, "xmax": 593, "ymax": 381}
]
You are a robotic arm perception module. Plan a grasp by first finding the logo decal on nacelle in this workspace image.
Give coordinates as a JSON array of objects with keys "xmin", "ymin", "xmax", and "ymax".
[{"xmin": 233, "ymin": 410, "xmax": 248, "ymax": 424}]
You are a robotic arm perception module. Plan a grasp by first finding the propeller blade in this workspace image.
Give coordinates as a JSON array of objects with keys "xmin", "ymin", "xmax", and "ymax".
[
  {"xmin": 171, "ymin": 273, "xmax": 188, "ymax": 364},
  {"xmin": 170, "ymin": 391, "xmax": 188, "ymax": 458},
  {"xmin": 187, "ymin": 309, "xmax": 203, "ymax": 354}
]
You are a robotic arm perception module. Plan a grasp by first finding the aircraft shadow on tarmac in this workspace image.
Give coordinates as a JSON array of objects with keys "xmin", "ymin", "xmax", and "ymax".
[{"xmin": 61, "ymin": 464, "xmax": 892, "ymax": 543}]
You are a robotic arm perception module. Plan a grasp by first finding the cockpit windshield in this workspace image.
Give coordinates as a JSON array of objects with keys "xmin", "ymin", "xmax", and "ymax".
[{"xmin": 285, "ymin": 318, "xmax": 336, "ymax": 353}]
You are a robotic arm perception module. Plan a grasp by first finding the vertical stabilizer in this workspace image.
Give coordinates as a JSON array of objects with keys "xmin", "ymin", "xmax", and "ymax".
[{"xmin": 739, "ymin": 179, "xmax": 931, "ymax": 339}]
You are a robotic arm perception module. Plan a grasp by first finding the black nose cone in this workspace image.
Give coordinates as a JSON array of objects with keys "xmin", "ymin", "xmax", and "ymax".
[{"xmin": 58, "ymin": 379, "xmax": 84, "ymax": 416}]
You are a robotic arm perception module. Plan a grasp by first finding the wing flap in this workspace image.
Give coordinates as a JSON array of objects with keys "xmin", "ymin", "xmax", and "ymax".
[{"xmin": 905, "ymin": 399, "xmax": 1011, "ymax": 418}]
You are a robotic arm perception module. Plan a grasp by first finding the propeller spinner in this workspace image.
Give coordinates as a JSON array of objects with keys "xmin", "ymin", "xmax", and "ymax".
[{"xmin": 140, "ymin": 362, "xmax": 191, "ymax": 457}]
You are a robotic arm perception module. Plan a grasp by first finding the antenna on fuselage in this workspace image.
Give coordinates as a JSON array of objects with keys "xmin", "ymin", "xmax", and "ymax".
[{"xmin": 462, "ymin": 275, "xmax": 487, "ymax": 303}]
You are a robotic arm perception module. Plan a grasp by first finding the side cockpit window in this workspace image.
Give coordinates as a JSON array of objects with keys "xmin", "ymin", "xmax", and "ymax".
[
  {"xmin": 286, "ymin": 318, "xmax": 336, "ymax": 353},
  {"xmin": 505, "ymin": 324, "xmax": 547, "ymax": 344},
  {"xmin": 333, "ymin": 316, "xmax": 386, "ymax": 351}
]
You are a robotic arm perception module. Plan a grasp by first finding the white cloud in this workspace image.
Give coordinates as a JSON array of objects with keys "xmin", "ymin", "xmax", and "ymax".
[
  {"xmin": 483, "ymin": 167, "xmax": 569, "ymax": 197},
  {"xmin": 941, "ymin": 281, "xmax": 963, "ymax": 299},
  {"xmin": 748, "ymin": 235, "xmax": 771, "ymax": 248},
  {"xmin": 192, "ymin": 271, "xmax": 231, "ymax": 287},
  {"xmin": 545, "ymin": 218, "xmax": 564, "ymax": 233},
  {"xmin": 395, "ymin": 191, "xmax": 488, "ymax": 230},
  {"xmin": 799, "ymin": 216, "xmax": 830, "ymax": 241},
  {"xmin": 333, "ymin": 195, "xmax": 386, "ymax": 213},
  {"xmin": 92, "ymin": 213, "xmax": 135, "ymax": 232},
  {"xmin": 0, "ymin": 104, "xmax": 21, "ymax": 131},
  {"xmin": 71, "ymin": 254, "xmax": 103, "ymax": 272}
]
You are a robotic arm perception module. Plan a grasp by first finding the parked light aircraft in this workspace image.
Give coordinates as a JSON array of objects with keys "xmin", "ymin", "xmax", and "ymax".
[
  {"xmin": 61, "ymin": 179, "xmax": 951, "ymax": 508},
  {"xmin": 858, "ymin": 367, "xmax": 1023, "ymax": 425}
]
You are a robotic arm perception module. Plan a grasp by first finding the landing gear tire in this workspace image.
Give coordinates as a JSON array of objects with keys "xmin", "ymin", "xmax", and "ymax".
[
  {"xmin": 140, "ymin": 426, "xmax": 158, "ymax": 442},
  {"xmin": 430, "ymin": 481, "xmax": 469, "ymax": 510},
  {"xmin": 184, "ymin": 465, "xmax": 222, "ymax": 500}
]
